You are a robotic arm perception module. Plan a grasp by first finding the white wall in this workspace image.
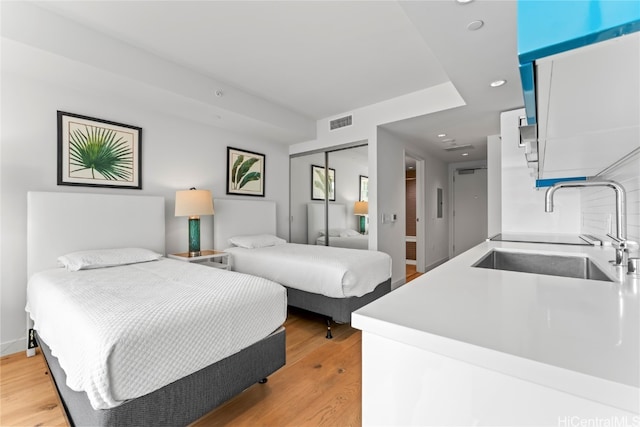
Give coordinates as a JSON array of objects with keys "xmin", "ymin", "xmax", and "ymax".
[
  {"xmin": 1, "ymin": 63, "xmax": 290, "ymax": 355},
  {"xmin": 500, "ymin": 109, "xmax": 581, "ymax": 234},
  {"xmin": 487, "ymin": 135, "xmax": 502, "ymax": 237},
  {"xmin": 422, "ymin": 152, "xmax": 450, "ymax": 271},
  {"xmin": 376, "ymin": 128, "xmax": 449, "ymax": 288}
]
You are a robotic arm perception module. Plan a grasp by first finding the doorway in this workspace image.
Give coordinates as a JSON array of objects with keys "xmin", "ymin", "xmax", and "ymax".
[
  {"xmin": 452, "ymin": 167, "xmax": 488, "ymax": 257},
  {"xmin": 405, "ymin": 153, "xmax": 425, "ymax": 274}
]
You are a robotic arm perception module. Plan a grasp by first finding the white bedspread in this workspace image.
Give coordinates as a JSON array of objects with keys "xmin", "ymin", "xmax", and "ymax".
[
  {"xmin": 225, "ymin": 243, "xmax": 391, "ymax": 298},
  {"xmin": 26, "ymin": 258, "xmax": 287, "ymax": 410}
]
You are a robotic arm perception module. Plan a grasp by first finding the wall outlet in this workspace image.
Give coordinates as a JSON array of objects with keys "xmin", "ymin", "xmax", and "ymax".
[{"xmin": 27, "ymin": 328, "xmax": 38, "ymax": 349}]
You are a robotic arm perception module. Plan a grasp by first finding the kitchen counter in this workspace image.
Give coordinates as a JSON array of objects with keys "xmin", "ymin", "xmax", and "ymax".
[{"xmin": 352, "ymin": 240, "xmax": 639, "ymax": 425}]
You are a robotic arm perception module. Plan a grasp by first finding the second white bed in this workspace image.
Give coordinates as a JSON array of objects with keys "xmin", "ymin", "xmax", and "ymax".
[{"xmin": 226, "ymin": 243, "xmax": 391, "ymax": 298}]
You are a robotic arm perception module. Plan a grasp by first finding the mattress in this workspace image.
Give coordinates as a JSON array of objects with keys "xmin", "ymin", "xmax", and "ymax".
[
  {"xmin": 226, "ymin": 243, "xmax": 391, "ymax": 298},
  {"xmin": 26, "ymin": 258, "xmax": 287, "ymax": 410},
  {"xmin": 315, "ymin": 234, "xmax": 369, "ymax": 249}
]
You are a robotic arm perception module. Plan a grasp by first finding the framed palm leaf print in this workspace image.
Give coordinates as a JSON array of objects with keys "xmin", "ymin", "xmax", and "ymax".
[
  {"xmin": 57, "ymin": 111, "xmax": 142, "ymax": 189},
  {"xmin": 311, "ymin": 165, "xmax": 335, "ymax": 201},
  {"xmin": 226, "ymin": 147, "xmax": 265, "ymax": 197}
]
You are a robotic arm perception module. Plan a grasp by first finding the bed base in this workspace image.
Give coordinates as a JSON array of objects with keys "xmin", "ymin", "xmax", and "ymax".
[
  {"xmin": 286, "ymin": 278, "xmax": 391, "ymax": 338},
  {"xmin": 37, "ymin": 328, "xmax": 285, "ymax": 427}
]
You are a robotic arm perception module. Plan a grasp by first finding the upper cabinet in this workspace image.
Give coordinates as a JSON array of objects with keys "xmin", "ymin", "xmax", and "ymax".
[{"xmin": 517, "ymin": 1, "xmax": 640, "ymax": 183}]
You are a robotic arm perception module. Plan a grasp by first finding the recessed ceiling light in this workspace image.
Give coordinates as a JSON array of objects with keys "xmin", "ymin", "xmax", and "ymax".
[
  {"xmin": 462, "ymin": 153, "xmax": 469, "ymax": 156},
  {"xmin": 456, "ymin": 0, "xmax": 474, "ymax": 4},
  {"xmin": 490, "ymin": 79, "xmax": 507, "ymax": 88},
  {"xmin": 438, "ymin": 133, "xmax": 447, "ymax": 138},
  {"xmin": 467, "ymin": 20, "xmax": 484, "ymax": 31}
]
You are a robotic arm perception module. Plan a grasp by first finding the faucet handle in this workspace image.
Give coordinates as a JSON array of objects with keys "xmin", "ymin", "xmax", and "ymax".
[
  {"xmin": 607, "ymin": 233, "xmax": 627, "ymax": 248},
  {"xmin": 608, "ymin": 233, "xmax": 629, "ymax": 267}
]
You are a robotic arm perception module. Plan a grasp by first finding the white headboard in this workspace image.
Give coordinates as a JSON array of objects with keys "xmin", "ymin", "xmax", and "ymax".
[
  {"xmin": 27, "ymin": 192, "xmax": 165, "ymax": 278},
  {"xmin": 307, "ymin": 203, "xmax": 348, "ymax": 244},
  {"xmin": 213, "ymin": 198, "xmax": 277, "ymax": 249}
]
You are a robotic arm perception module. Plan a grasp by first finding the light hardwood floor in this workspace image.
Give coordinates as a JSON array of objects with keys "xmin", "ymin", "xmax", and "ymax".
[
  {"xmin": 0, "ymin": 347, "xmax": 68, "ymax": 426},
  {"xmin": 1, "ymin": 270, "xmax": 423, "ymax": 427},
  {"xmin": 406, "ymin": 263, "xmax": 423, "ymax": 283}
]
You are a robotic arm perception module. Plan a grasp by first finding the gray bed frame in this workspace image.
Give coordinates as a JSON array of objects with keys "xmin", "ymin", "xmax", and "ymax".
[
  {"xmin": 27, "ymin": 192, "xmax": 287, "ymax": 426},
  {"xmin": 37, "ymin": 329, "xmax": 285, "ymax": 426},
  {"xmin": 286, "ymin": 279, "xmax": 391, "ymax": 337}
]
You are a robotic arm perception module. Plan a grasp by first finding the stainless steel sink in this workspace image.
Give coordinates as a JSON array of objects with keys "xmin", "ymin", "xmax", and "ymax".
[{"xmin": 473, "ymin": 250, "xmax": 613, "ymax": 282}]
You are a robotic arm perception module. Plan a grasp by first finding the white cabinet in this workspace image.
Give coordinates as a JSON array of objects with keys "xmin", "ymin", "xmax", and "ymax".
[
  {"xmin": 535, "ymin": 33, "xmax": 640, "ymax": 180},
  {"xmin": 517, "ymin": 2, "xmax": 640, "ymax": 182},
  {"xmin": 361, "ymin": 332, "xmax": 638, "ymax": 427}
]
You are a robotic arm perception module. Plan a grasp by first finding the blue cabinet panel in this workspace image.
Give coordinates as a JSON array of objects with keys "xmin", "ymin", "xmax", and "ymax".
[{"xmin": 518, "ymin": 0, "xmax": 640, "ymax": 64}]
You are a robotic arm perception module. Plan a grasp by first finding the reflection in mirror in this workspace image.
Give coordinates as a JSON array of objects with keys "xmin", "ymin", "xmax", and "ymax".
[
  {"xmin": 290, "ymin": 152, "xmax": 325, "ymax": 244},
  {"xmin": 289, "ymin": 144, "xmax": 369, "ymax": 249}
]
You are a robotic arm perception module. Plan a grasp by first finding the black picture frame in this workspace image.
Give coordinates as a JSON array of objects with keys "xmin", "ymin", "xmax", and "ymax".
[
  {"xmin": 359, "ymin": 175, "xmax": 368, "ymax": 202},
  {"xmin": 226, "ymin": 146, "xmax": 265, "ymax": 197},
  {"xmin": 311, "ymin": 164, "xmax": 335, "ymax": 201},
  {"xmin": 57, "ymin": 111, "xmax": 142, "ymax": 189}
]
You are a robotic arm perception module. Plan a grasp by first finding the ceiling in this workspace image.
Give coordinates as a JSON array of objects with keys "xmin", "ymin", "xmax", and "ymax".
[{"xmin": 11, "ymin": 0, "xmax": 525, "ymax": 163}]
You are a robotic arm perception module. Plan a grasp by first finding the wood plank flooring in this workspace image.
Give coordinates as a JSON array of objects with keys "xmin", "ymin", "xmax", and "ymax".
[
  {"xmin": 0, "ymin": 348, "xmax": 68, "ymax": 426},
  {"xmin": 193, "ymin": 308, "xmax": 362, "ymax": 427},
  {"xmin": 0, "ymin": 269, "xmax": 422, "ymax": 427}
]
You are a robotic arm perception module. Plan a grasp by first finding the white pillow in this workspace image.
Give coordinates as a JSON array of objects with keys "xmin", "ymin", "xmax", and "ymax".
[
  {"xmin": 228, "ymin": 234, "xmax": 286, "ymax": 249},
  {"xmin": 58, "ymin": 248, "xmax": 162, "ymax": 271}
]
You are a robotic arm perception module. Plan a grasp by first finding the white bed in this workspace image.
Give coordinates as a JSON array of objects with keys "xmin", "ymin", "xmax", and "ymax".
[
  {"xmin": 27, "ymin": 258, "xmax": 286, "ymax": 410},
  {"xmin": 225, "ymin": 243, "xmax": 389, "ymax": 298},
  {"xmin": 307, "ymin": 202, "xmax": 368, "ymax": 249},
  {"xmin": 26, "ymin": 191, "xmax": 287, "ymax": 426},
  {"xmin": 214, "ymin": 199, "xmax": 392, "ymax": 332}
]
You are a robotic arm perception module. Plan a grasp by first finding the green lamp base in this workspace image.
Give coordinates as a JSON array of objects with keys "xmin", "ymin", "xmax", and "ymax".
[{"xmin": 188, "ymin": 217, "xmax": 201, "ymax": 257}]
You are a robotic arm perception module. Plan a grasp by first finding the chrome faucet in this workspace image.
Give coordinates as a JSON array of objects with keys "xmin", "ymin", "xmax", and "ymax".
[{"xmin": 545, "ymin": 180, "xmax": 628, "ymax": 266}]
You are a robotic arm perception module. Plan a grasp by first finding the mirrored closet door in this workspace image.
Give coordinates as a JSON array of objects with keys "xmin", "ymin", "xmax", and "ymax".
[{"xmin": 289, "ymin": 144, "xmax": 369, "ymax": 249}]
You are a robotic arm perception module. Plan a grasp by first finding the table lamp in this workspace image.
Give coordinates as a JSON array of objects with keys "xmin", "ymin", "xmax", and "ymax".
[
  {"xmin": 354, "ymin": 201, "xmax": 368, "ymax": 234},
  {"xmin": 175, "ymin": 188, "xmax": 214, "ymax": 257}
]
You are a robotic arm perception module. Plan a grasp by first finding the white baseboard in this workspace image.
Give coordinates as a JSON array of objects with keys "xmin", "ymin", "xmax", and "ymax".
[
  {"xmin": 391, "ymin": 277, "xmax": 406, "ymax": 290},
  {"xmin": 1, "ymin": 337, "xmax": 26, "ymax": 357},
  {"xmin": 425, "ymin": 257, "xmax": 449, "ymax": 272}
]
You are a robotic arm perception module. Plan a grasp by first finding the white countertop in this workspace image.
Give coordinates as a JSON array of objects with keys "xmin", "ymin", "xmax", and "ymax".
[{"xmin": 352, "ymin": 240, "xmax": 639, "ymax": 412}]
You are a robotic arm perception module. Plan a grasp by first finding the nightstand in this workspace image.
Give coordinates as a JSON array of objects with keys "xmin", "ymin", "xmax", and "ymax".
[{"xmin": 167, "ymin": 250, "xmax": 231, "ymax": 270}]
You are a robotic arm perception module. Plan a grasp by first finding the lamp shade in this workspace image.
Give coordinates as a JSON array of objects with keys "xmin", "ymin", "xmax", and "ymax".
[
  {"xmin": 354, "ymin": 201, "xmax": 368, "ymax": 215},
  {"xmin": 175, "ymin": 189, "xmax": 214, "ymax": 217}
]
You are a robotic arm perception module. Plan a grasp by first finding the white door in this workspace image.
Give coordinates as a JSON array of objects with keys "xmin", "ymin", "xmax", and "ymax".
[{"xmin": 453, "ymin": 168, "xmax": 488, "ymax": 257}]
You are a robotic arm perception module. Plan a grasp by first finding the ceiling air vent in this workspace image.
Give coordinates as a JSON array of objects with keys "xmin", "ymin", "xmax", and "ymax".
[
  {"xmin": 443, "ymin": 144, "xmax": 474, "ymax": 152},
  {"xmin": 329, "ymin": 115, "xmax": 353, "ymax": 130}
]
